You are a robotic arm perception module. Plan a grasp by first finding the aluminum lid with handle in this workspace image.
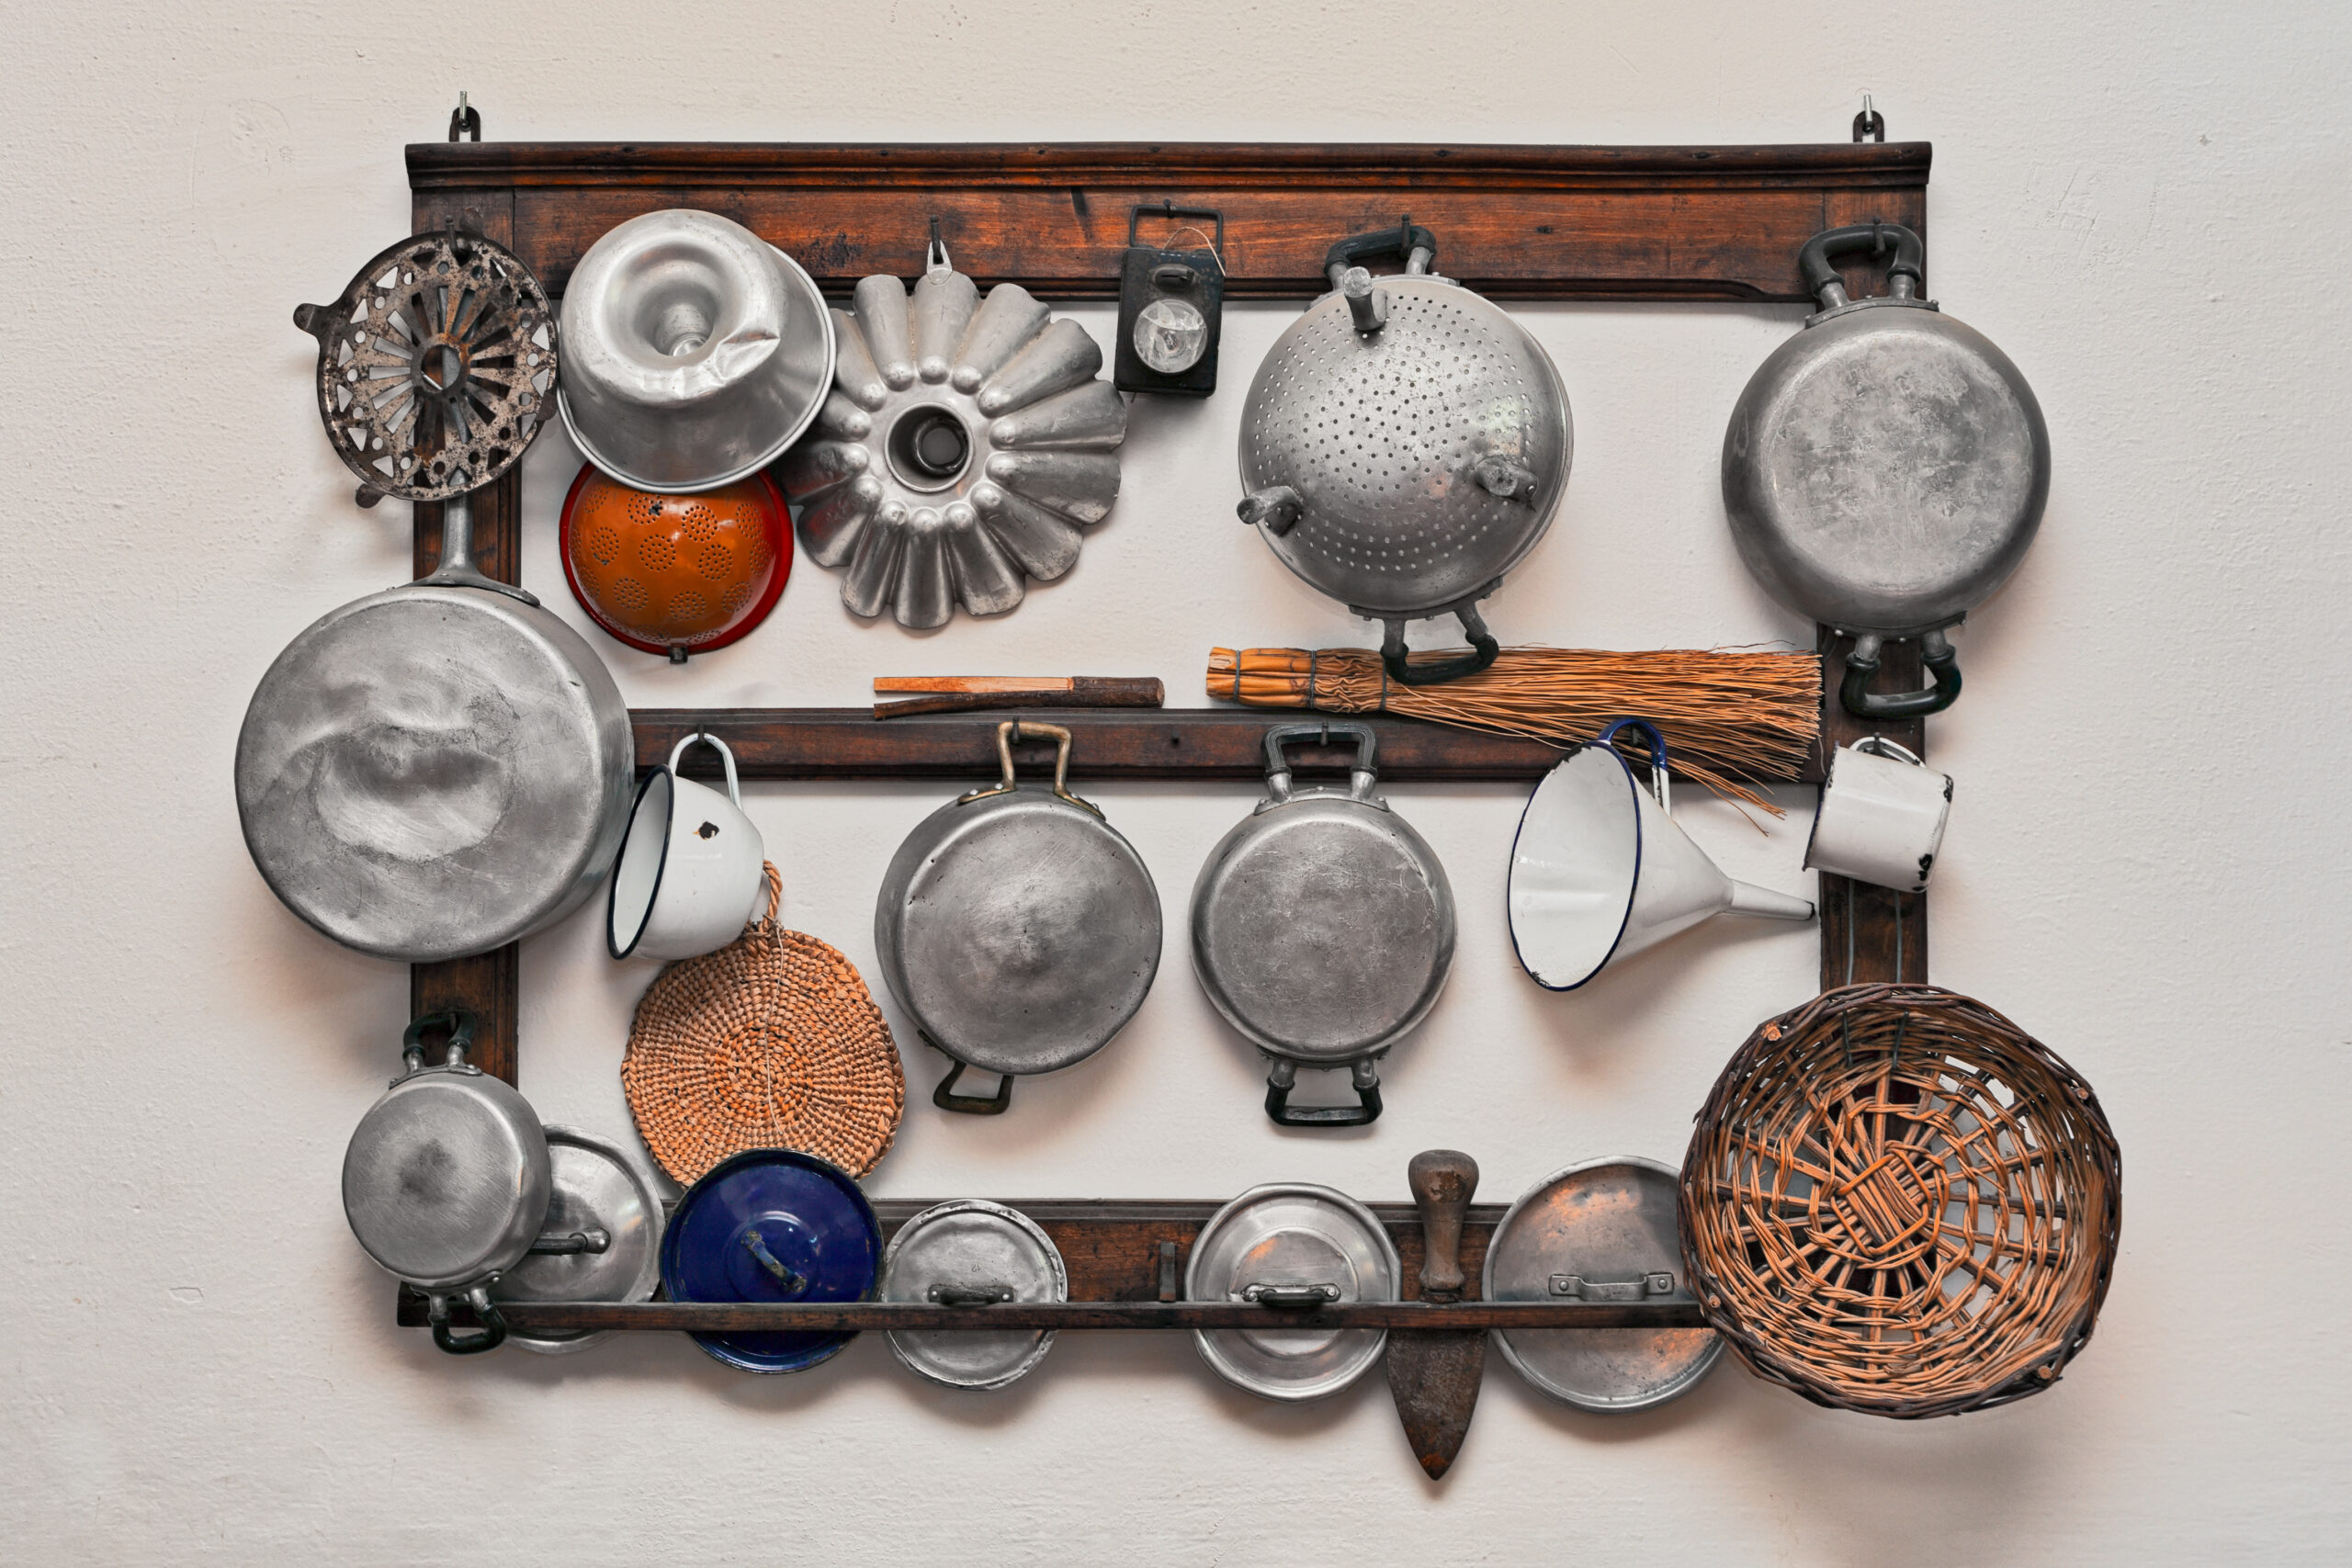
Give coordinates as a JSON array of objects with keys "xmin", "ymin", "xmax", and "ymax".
[
  {"xmin": 1237, "ymin": 221, "xmax": 1571, "ymax": 686},
  {"xmin": 873, "ymin": 720, "xmax": 1162, "ymax": 1115},
  {"xmin": 1189, "ymin": 722, "xmax": 1456, "ymax": 1127},
  {"xmin": 1187, "ymin": 1183, "xmax": 1401, "ymax": 1402},
  {"xmin": 1722, "ymin": 220, "xmax": 2050, "ymax": 718}
]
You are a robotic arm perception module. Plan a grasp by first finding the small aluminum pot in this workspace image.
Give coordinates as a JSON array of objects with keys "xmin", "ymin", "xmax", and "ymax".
[
  {"xmin": 874, "ymin": 721, "xmax": 1161, "ymax": 1115},
  {"xmin": 608, "ymin": 731, "xmax": 770, "ymax": 961},
  {"xmin": 1804, "ymin": 737, "xmax": 1952, "ymax": 894},
  {"xmin": 1191, "ymin": 723, "xmax": 1454, "ymax": 1126},
  {"xmin": 559, "ymin": 209, "xmax": 835, "ymax": 493},
  {"xmin": 341, "ymin": 1011, "xmax": 551, "ymax": 1355}
]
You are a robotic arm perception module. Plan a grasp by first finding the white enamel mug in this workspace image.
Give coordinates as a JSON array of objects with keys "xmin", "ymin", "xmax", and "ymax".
[
  {"xmin": 607, "ymin": 733, "xmax": 771, "ymax": 960},
  {"xmin": 1804, "ymin": 738, "xmax": 1952, "ymax": 894}
]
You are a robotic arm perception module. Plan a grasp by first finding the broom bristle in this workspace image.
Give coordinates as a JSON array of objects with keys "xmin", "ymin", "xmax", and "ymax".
[{"xmin": 1205, "ymin": 645, "xmax": 1819, "ymax": 813}]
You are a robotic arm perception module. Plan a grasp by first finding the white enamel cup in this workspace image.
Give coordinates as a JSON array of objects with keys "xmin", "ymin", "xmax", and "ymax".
[
  {"xmin": 607, "ymin": 733, "xmax": 770, "ymax": 960},
  {"xmin": 1804, "ymin": 737, "xmax": 1952, "ymax": 894}
]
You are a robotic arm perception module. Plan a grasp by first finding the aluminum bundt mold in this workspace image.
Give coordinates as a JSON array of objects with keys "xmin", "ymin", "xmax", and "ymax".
[{"xmin": 771, "ymin": 243, "xmax": 1126, "ymax": 628}]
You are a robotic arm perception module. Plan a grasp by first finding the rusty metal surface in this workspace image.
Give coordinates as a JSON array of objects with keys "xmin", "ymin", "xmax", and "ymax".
[{"xmin": 294, "ymin": 230, "xmax": 557, "ymax": 504}]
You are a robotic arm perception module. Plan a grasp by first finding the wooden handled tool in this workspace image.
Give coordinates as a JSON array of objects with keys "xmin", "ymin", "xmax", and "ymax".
[
  {"xmin": 873, "ymin": 676, "xmax": 1165, "ymax": 719},
  {"xmin": 1385, "ymin": 1149, "xmax": 1486, "ymax": 1481}
]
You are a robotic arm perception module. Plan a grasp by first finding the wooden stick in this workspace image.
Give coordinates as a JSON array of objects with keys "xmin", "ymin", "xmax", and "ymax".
[{"xmin": 874, "ymin": 676, "xmax": 1164, "ymax": 719}]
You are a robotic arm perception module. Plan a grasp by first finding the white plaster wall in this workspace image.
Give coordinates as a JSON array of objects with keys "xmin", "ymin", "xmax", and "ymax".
[{"xmin": 3, "ymin": 2, "xmax": 2346, "ymax": 1561}]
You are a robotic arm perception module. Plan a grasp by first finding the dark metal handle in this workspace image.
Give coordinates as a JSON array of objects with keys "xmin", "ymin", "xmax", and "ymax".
[
  {"xmin": 1839, "ymin": 629, "xmax": 1962, "ymax": 719},
  {"xmin": 1262, "ymin": 720, "xmax": 1378, "ymax": 782},
  {"xmin": 1381, "ymin": 604, "xmax": 1500, "ymax": 687},
  {"xmin": 1244, "ymin": 1282, "xmax": 1343, "ymax": 1307},
  {"xmin": 743, "ymin": 1230, "xmax": 808, "ymax": 1294},
  {"xmin": 1407, "ymin": 1149, "xmax": 1479, "ymax": 1302},
  {"xmin": 932, "ymin": 1053, "xmax": 1014, "ymax": 1115},
  {"xmin": 928, "ymin": 1284, "xmax": 1017, "ymax": 1306},
  {"xmin": 1798, "ymin": 221, "xmax": 1925, "ymax": 308},
  {"xmin": 400, "ymin": 1009, "xmax": 477, "ymax": 1077},
  {"xmin": 427, "ymin": 1290, "xmax": 506, "ymax": 1355},
  {"xmin": 1264, "ymin": 1058, "xmax": 1384, "ymax": 1128},
  {"xmin": 1325, "ymin": 220, "xmax": 1439, "ymax": 288}
]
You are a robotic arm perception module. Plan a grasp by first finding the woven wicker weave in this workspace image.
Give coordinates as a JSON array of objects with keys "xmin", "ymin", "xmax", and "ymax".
[
  {"xmin": 1679, "ymin": 984, "xmax": 2120, "ymax": 1418},
  {"xmin": 622, "ymin": 867, "xmax": 904, "ymax": 1183}
]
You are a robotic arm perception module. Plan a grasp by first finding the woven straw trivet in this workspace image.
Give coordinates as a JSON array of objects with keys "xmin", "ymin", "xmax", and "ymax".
[{"xmin": 622, "ymin": 865, "xmax": 905, "ymax": 1182}]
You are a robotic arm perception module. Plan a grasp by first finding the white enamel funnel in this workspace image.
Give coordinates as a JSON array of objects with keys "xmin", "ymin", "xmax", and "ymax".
[{"xmin": 1509, "ymin": 719, "xmax": 1813, "ymax": 990}]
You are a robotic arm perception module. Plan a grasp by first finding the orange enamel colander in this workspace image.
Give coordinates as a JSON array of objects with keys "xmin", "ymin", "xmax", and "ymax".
[{"xmin": 560, "ymin": 464, "xmax": 793, "ymax": 659}]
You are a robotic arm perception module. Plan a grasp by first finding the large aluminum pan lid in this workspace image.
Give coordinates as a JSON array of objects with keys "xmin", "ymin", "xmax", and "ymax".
[
  {"xmin": 1484, "ymin": 1156, "xmax": 1722, "ymax": 1412},
  {"xmin": 882, "ymin": 1201, "xmax": 1068, "ymax": 1390},
  {"xmin": 1188, "ymin": 1183, "xmax": 1399, "ymax": 1401},
  {"xmin": 235, "ymin": 584, "xmax": 634, "ymax": 963},
  {"xmin": 342, "ymin": 1067, "xmax": 551, "ymax": 1292},
  {"xmin": 1191, "ymin": 790, "xmax": 1454, "ymax": 1063},
  {"xmin": 875, "ymin": 788, "xmax": 1161, "ymax": 1077},
  {"xmin": 489, "ymin": 1126, "xmax": 666, "ymax": 1356}
]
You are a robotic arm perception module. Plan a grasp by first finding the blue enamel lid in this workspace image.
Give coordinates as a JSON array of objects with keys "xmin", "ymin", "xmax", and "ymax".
[{"xmin": 660, "ymin": 1147, "xmax": 882, "ymax": 1373}]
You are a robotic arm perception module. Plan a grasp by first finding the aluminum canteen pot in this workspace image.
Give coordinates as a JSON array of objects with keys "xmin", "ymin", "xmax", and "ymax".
[
  {"xmin": 341, "ymin": 1011, "xmax": 553, "ymax": 1355},
  {"xmin": 873, "ymin": 721, "xmax": 1162, "ymax": 1114},
  {"xmin": 1722, "ymin": 222, "xmax": 2050, "ymax": 718},
  {"xmin": 1190, "ymin": 722, "xmax": 1455, "ymax": 1127},
  {"xmin": 1236, "ymin": 223, "xmax": 1571, "ymax": 687},
  {"xmin": 608, "ymin": 731, "xmax": 771, "ymax": 961},
  {"xmin": 558, "ymin": 209, "xmax": 834, "ymax": 493}
]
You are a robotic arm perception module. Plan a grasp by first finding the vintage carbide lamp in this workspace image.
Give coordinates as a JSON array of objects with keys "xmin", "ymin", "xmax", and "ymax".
[{"xmin": 1114, "ymin": 204, "xmax": 1225, "ymax": 397}]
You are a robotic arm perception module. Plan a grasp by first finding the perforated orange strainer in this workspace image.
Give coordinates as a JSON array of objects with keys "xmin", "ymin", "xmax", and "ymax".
[{"xmin": 560, "ymin": 465, "xmax": 793, "ymax": 660}]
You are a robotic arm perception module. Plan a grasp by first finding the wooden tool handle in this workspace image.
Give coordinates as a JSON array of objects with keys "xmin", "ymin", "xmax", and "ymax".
[
  {"xmin": 873, "ymin": 677, "xmax": 1165, "ymax": 719},
  {"xmin": 1408, "ymin": 1149, "xmax": 1479, "ymax": 1303}
]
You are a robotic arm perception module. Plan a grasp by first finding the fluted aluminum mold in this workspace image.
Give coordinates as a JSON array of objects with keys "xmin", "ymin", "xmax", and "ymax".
[{"xmin": 772, "ymin": 257, "xmax": 1125, "ymax": 627}]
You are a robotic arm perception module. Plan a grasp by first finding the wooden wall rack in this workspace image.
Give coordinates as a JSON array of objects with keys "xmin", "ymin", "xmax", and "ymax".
[{"xmin": 394, "ymin": 137, "xmax": 1933, "ymax": 1470}]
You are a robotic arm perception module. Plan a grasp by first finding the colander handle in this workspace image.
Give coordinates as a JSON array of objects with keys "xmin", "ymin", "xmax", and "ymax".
[
  {"xmin": 1798, "ymin": 221, "xmax": 1925, "ymax": 310},
  {"xmin": 1379, "ymin": 607, "xmax": 1499, "ymax": 687},
  {"xmin": 1324, "ymin": 221, "xmax": 1439, "ymax": 290}
]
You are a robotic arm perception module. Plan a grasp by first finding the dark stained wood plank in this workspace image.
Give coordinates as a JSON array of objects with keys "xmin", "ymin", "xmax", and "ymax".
[
  {"xmin": 407, "ymin": 141, "xmax": 1928, "ymax": 301},
  {"xmin": 480, "ymin": 1300, "xmax": 1708, "ymax": 1333},
  {"xmin": 409, "ymin": 181, "xmax": 524, "ymax": 1088},
  {"xmin": 1816, "ymin": 626, "xmax": 1928, "ymax": 988},
  {"xmin": 635, "ymin": 707, "xmax": 1827, "ymax": 785}
]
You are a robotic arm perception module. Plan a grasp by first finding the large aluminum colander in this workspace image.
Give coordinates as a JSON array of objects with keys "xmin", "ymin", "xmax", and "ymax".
[{"xmin": 1238, "ymin": 224, "xmax": 1571, "ymax": 684}]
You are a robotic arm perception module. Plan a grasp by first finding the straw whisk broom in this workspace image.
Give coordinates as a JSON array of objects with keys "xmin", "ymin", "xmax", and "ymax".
[{"xmin": 1207, "ymin": 645, "xmax": 1819, "ymax": 812}]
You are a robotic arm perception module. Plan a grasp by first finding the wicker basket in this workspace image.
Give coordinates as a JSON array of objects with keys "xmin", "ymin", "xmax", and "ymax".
[
  {"xmin": 1679, "ymin": 984, "xmax": 2120, "ymax": 1418},
  {"xmin": 621, "ymin": 867, "xmax": 905, "ymax": 1184}
]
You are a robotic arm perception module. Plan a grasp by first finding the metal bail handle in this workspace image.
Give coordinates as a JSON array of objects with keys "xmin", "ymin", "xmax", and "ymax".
[
  {"xmin": 428, "ymin": 1285, "xmax": 507, "ymax": 1355},
  {"xmin": 1594, "ymin": 717, "xmax": 1672, "ymax": 811},
  {"xmin": 1840, "ymin": 627, "xmax": 1963, "ymax": 718},
  {"xmin": 1323, "ymin": 220, "xmax": 1440, "ymax": 291},
  {"xmin": 1263, "ymin": 1055, "xmax": 1385, "ymax": 1128},
  {"xmin": 1262, "ymin": 721, "xmax": 1379, "ymax": 805},
  {"xmin": 669, "ymin": 730, "xmax": 743, "ymax": 806},
  {"xmin": 1380, "ymin": 602, "xmax": 1501, "ymax": 687},
  {"xmin": 400, "ymin": 1009, "xmax": 479, "ymax": 1078},
  {"xmin": 1797, "ymin": 220, "xmax": 1926, "ymax": 311},
  {"xmin": 957, "ymin": 720, "xmax": 1102, "ymax": 818}
]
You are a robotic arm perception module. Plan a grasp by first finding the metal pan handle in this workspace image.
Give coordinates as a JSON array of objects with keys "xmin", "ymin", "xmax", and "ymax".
[
  {"xmin": 1324, "ymin": 220, "xmax": 1440, "ymax": 290},
  {"xmin": 1840, "ymin": 629, "xmax": 1962, "ymax": 719},
  {"xmin": 400, "ymin": 1009, "xmax": 478, "ymax": 1078},
  {"xmin": 957, "ymin": 720, "xmax": 1102, "ymax": 818},
  {"xmin": 1263, "ymin": 721, "xmax": 1379, "ymax": 804},
  {"xmin": 932, "ymin": 1055, "xmax": 1014, "ymax": 1116},
  {"xmin": 1797, "ymin": 221, "xmax": 1926, "ymax": 311},
  {"xmin": 427, "ymin": 1286, "xmax": 507, "ymax": 1355},
  {"xmin": 1263, "ymin": 1056, "xmax": 1385, "ymax": 1128}
]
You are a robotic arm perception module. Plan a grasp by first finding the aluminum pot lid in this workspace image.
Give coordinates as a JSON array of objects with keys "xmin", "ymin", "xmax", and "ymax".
[
  {"xmin": 342, "ymin": 1067, "xmax": 551, "ymax": 1292},
  {"xmin": 1188, "ymin": 1183, "xmax": 1398, "ymax": 1401},
  {"xmin": 876, "ymin": 788, "xmax": 1161, "ymax": 1077},
  {"xmin": 661, "ymin": 1147, "xmax": 881, "ymax": 1374},
  {"xmin": 1484, "ymin": 1156, "xmax": 1722, "ymax": 1412},
  {"xmin": 235, "ymin": 583, "xmax": 634, "ymax": 963},
  {"xmin": 489, "ymin": 1126, "xmax": 666, "ymax": 1355},
  {"xmin": 1238, "ymin": 270, "xmax": 1571, "ymax": 618},
  {"xmin": 1191, "ymin": 792, "xmax": 1454, "ymax": 1063},
  {"xmin": 882, "ymin": 1201, "xmax": 1068, "ymax": 1390}
]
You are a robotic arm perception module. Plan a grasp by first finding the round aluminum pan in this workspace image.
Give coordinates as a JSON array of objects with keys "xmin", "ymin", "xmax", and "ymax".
[
  {"xmin": 489, "ymin": 1126, "xmax": 666, "ymax": 1355},
  {"xmin": 1188, "ymin": 1183, "xmax": 1398, "ymax": 1402},
  {"xmin": 1484, "ymin": 1156, "xmax": 1723, "ymax": 1412},
  {"xmin": 882, "ymin": 1201, "xmax": 1068, "ymax": 1390}
]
